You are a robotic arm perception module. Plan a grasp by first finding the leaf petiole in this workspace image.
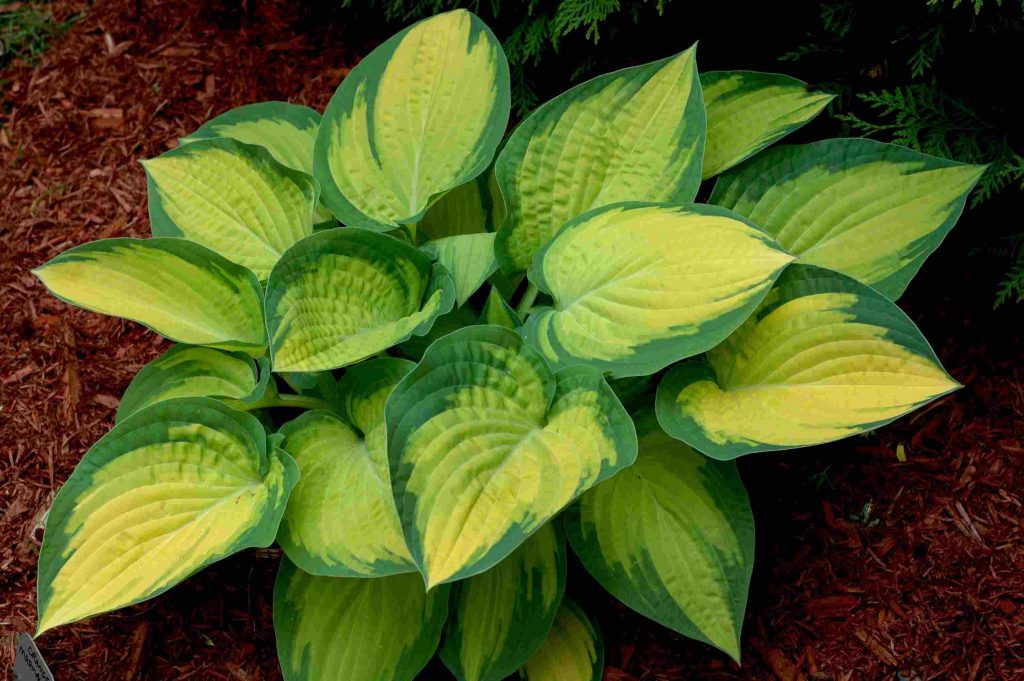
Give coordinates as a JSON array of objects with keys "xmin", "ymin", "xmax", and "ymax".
[{"xmin": 515, "ymin": 282, "xmax": 539, "ymax": 317}]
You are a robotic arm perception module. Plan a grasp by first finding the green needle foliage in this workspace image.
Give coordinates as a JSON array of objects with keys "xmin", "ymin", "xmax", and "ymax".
[
  {"xmin": 32, "ymin": 10, "xmax": 980, "ymax": 679},
  {"xmin": 782, "ymin": 0, "xmax": 1024, "ymax": 305}
]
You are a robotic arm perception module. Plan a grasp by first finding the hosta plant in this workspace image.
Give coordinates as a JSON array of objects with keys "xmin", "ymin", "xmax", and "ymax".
[{"xmin": 32, "ymin": 9, "xmax": 982, "ymax": 680}]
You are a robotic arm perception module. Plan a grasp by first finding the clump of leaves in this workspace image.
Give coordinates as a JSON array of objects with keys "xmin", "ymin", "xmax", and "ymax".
[{"xmin": 33, "ymin": 10, "xmax": 982, "ymax": 679}]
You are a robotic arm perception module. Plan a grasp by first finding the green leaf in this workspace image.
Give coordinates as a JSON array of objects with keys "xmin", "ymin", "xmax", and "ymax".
[
  {"xmin": 710, "ymin": 138, "xmax": 986, "ymax": 299},
  {"xmin": 440, "ymin": 522, "xmax": 567, "ymax": 681},
  {"xmin": 32, "ymin": 237, "xmax": 267, "ymax": 353},
  {"xmin": 394, "ymin": 305, "xmax": 477, "ymax": 362},
  {"xmin": 265, "ymin": 228, "xmax": 456, "ymax": 372},
  {"xmin": 276, "ymin": 358, "xmax": 414, "ymax": 577},
  {"xmin": 179, "ymin": 101, "xmax": 335, "ymax": 225},
  {"xmin": 700, "ymin": 70, "xmax": 833, "ymax": 178},
  {"xmin": 422, "ymin": 232, "xmax": 497, "ymax": 306},
  {"xmin": 495, "ymin": 45, "xmax": 705, "ymax": 273},
  {"xmin": 479, "ymin": 286, "xmax": 521, "ymax": 328},
  {"xmin": 522, "ymin": 203, "xmax": 794, "ymax": 377},
  {"xmin": 488, "ymin": 267, "xmax": 523, "ymax": 302},
  {"xmin": 116, "ymin": 344, "xmax": 266, "ymax": 422},
  {"xmin": 338, "ymin": 357, "xmax": 417, "ymax": 434},
  {"xmin": 518, "ymin": 600, "xmax": 603, "ymax": 681},
  {"xmin": 277, "ymin": 410, "xmax": 415, "ymax": 577},
  {"xmin": 656, "ymin": 265, "xmax": 960, "ymax": 460},
  {"xmin": 144, "ymin": 138, "xmax": 319, "ymax": 279},
  {"xmin": 386, "ymin": 325, "xmax": 637, "ymax": 587},
  {"xmin": 314, "ymin": 10, "xmax": 510, "ymax": 230},
  {"xmin": 36, "ymin": 398, "xmax": 298, "ymax": 635},
  {"xmin": 419, "ymin": 169, "xmax": 506, "ymax": 241},
  {"xmin": 181, "ymin": 101, "xmax": 321, "ymax": 175},
  {"xmin": 274, "ymin": 557, "xmax": 449, "ymax": 681},
  {"xmin": 565, "ymin": 411, "xmax": 753, "ymax": 662}
]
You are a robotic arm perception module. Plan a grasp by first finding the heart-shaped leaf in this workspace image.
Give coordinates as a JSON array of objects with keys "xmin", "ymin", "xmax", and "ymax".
[
  {"xmin": 265, "ymin": 228, "xmax": 455, "ymax": 372},
  {"xmin": 314, "ymin": 9, "xmax": 510, "ymax": 230},
  {"xmin": 179, "ymin": 101, "xmax": 335, "ymax": 225},
  {"xmin": 711, "ymin": 138, "xmax": 986, "ymax": 299},
  {"xmin": 36, "ymin": 398, "xmax": 298, "ymax": 634},
  {"xmin": 33, "ymin": 237, "xmax": 267, "ymax": 353},
  {"xmin": 386, "ymin": 326, "xmax": 637, "ymax": 588},
  {"xmin": 274, "ymin": 558, "xmax": 449, "ymax": 681},
  {"xmin": 116, "ymin": 344, "xmax": 268, "ymax": 422},
  {"xmin": 522, "ymin": 203, "xmax": 794, "ymax": 377},
  {"xmin": 276, "ymin": 358, "xmax": 415, "ymax": 577},
  {"xmin": 518, "ymin": 600, "xmax": 603, "ymax": 681},
  {"xmin": 181, "ymin": 101, "xmax": 321, "ymax": 175},
  {"xmin": 566, "ymin": 411, "xmax": 754, "ymax": 662},
  {"xmin": 494, "ymin": 45, "xmax": 704, "ymax": 273},
  {"xmin": 422, "ymin": 232, "xmax": 497, "ymax": 306},
  {"xmin": 479, "ymin": 286, "xmax": 521, "ymax": 329},
  {"xmin": 656, "ymin": 265, "xmax": 960, "ymax": 460},
  {"xmin": 338, "ymin": 357, "xmax": 417, "ymax": 434},
  {"xmin": 144, "ymin": 138, "xmax": 319, "ymax": 279},
  {"xmin": 700, "ymin": 70, "xmax": 833, "ymax": 178},
  {"xmin": 440, "ymin": 522, "xmax": 566, "ymax": 681},
  {"xmin": 277, "ymin": 410, "xmax": 415, "ymax": 577}
]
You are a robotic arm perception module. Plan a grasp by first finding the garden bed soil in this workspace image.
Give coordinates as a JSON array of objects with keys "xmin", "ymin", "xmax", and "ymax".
[{"xmin": 2, "ymin": 2, "xmax": 1022, "ymax": 679}]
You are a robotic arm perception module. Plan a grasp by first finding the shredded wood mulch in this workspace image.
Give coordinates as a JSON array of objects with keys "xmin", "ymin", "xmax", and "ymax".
[{"xmin": 1, "ymin": 1, "xmax": 1021, "ymax": 679}]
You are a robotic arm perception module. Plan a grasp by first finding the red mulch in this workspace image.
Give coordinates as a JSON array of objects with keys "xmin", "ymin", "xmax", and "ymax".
[{"xmin": 1, "ymin": 2, "xmax": 1021, "ymax": 679}]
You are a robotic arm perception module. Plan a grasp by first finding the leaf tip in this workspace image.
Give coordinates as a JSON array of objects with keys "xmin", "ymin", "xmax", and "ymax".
[
  {"xmin": 969, "ymin": 162, "xmax": 991, "ymax": 179},
  {"xmin": 34, "ymin": 607, "xmax": 61, "ymax": 639},
  {"xmin": 713, "ymin": 624, "xmax": 744, "ymax": 665}
]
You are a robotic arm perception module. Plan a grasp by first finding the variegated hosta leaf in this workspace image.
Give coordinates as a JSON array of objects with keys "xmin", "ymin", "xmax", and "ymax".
[
  {"xmin": 277, "ymin": 357, "xmax": 414, "ymax": 577},
  {"xmin": 386, "ymin": 325, "xmax": 637, "ymax": 587},
  {"xmin": 274, "ymin": 558, "xmax": 449, "ymax": 681},
  {"xmin": 265, "ymin": 228, "xmax": 456, "ymax": 372},
  {"xmin": 181, "ymin": 101, "xmax": 321, "ymax": 175},
  {"xmin": 314, "ymin": 10, "xmax": 510, "ymax": 230},
  {"xmin": 116, "ymin": 344, "xmax": 267, "ymax": 422},
  {"xmin": 277, "ymin": 410, "xmax": 414, "ymax": 577},
  {"xmin": 33, "ymin": 237, "xmax": 267, "ymax": 353},
  {"xmin": 338, "ymin": 357, "xmax": 417, "ymax": 434},
  {"xmin": 566, "ymin": 411, "xmax": 754, "ymax": 661},
  {"xmin": 36, "ymin": 398, "xmax": 298, "ymax": 635},
  {"xmin": 700, "ymin": 71, "xmax": 833, "ymax": 179},
  {"xmin": 711, "ymin": 138, "xmax": 986, "ymax": 299},
  {"xmin": 479, "ymin": 286, "xmax": 521, "ymax": 329},
  {"xmin": 144, "ymin": 138, "xmax": 319, "ymax": 279},
  {"xmin": 519, "ymin": 600, "xmax": 603, "ymax": 681},
  {"xmin": 495, "ymin": 45, "xmax": 705, "ymax": 273},
  {"xmin": 656, "ymin": 265, "xmax": 960, "ymax": 460},
  {"xmin": 179, "ymin": 101, "xmax": 335, "ymax": 225},
  {"xmin": 419, "ymin": 170, "xmax": 506, "ymax": 241},
  {"xmin": 440, "ymin": 522, "xmax": 567, "ymax": 681},
  {"xmin": 523, "ymin": 203, "xmax": 794, "ymax": 377},
  {"xmin": 422, "ymin": 232, "xmax": 497, "ymax": 306}
]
